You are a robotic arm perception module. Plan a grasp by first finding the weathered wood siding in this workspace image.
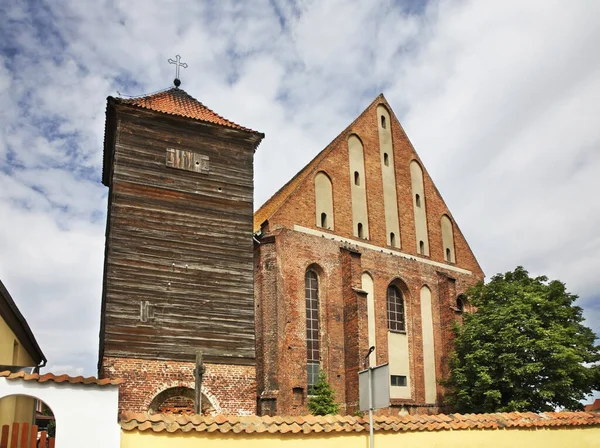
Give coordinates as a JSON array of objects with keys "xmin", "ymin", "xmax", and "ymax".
[{"xmin": 101, "ymin": 106, "xmax": 256, "ymax": 364}]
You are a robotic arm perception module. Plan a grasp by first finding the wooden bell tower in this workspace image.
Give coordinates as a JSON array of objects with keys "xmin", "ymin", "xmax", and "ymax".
[{"xmin": 98, "ymin": 85, "xmax": 263, "ymax": 415}]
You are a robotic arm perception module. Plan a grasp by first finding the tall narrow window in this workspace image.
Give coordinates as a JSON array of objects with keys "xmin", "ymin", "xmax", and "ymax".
[
  {"xmin": 305, "ymin": 270, "xmax": 320, "ymax": 391},
  {"xmin": 358, "ymin": 223, "xmax": 364, "ymax": 239},
  {"xmin": 415, "ymin": 194, "xmax": 421, "ymax": 207},
  {"xmin": 354, "ymin": 171, "xmax": 360, "ymax": 186},
  {"xmin": 383, "ymin": 153, "xmax": 389, "ymax": 166},
  {"xmin": 419, "ymin": 240, "xmax": 425, "ymax": 254},
  {"xmin": 456, "ymin": 296, "xmax": 465, "ymax": 313},
  {"xmin": 387, "ymin": 285, "xmax": 405, "ymax": 332},
  {"xmin": 390, "ymin": 232, "xmax": 396, "ymax": 247},
  {"xmin": 321, "ymin": 212, "xmax": 328, "ymax": 229},
  {"xmin": 446, "ymin": 248, "xmax": 451, "ymax": 262},
  {"xmin": 381, "ymin": 115, "xmax": 386, "ymax": 129},
  {"xmin": 12, "ymin": 340, "xmax": 19, "ymax": 365}
]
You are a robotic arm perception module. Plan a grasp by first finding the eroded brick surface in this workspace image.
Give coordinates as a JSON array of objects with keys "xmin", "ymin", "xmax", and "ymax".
[{"xmin": 101, "ymin": 357, "xmax": 256, "ymax": 416}]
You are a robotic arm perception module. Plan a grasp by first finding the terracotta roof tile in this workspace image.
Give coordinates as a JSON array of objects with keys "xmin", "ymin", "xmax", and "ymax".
[
  {"xmin": 119, "ymin": 411, "xmax": 600, "ymax": 435},
  {"xmin": 0, "ymin": 370, "xmax": 122, "ymax": 386},
  {"xmin": 114, "ymin": 88, "xmax": 262, "ymax": 136}
]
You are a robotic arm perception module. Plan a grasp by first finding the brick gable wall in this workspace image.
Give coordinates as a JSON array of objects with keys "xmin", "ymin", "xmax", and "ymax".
[{"xmin": 254, "ymin": 96, "xmax": 484, "ymax": 415}]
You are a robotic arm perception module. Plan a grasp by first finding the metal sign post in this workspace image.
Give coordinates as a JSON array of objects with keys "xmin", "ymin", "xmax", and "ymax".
[{"xmin": 359, "ymin": 347, "xmax": 390, "ymax": 448}]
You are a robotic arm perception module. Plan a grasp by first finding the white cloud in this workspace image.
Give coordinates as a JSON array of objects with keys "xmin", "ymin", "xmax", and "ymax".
[{"xmin": 0, "ymin": 0, "xmax": 598, "ymax": 379}]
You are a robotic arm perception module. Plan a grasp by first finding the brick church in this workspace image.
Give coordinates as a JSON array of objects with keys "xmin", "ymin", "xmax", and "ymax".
[{"xmin": 98, "ymin": 83, "xmax": 484, "ymax": 416}]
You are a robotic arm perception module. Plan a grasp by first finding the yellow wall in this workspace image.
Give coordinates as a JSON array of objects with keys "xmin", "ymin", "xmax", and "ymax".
[
  {"xmin": 0, "ymin": 316, "xmax": 37, "ymax": 430},
  {"xmin": 121, "ymin": 426, "xmax": 600, "ymax": 448}
]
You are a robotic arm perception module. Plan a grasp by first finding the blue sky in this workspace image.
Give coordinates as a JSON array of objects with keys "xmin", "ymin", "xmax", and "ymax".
[{"xmin": 1, "ymin": 0, "xmax": 599, "ymax": 401}]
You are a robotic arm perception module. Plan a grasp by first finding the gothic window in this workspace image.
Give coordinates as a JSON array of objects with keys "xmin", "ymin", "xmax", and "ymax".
[
  {"xmin": 354, "ymin": 171, "xmax": 360, "ymax": 186},
  {"xmin": 381, "ymin": 115, "xmax": 387, "ymax": 129},
  {"xmin": 315, "ymin": 172, "xmax": 334, "ymax": 230},
  {"xmin": 390, "ymin": 232, "xmax": 396, "ymax": 247},
  {"xmin": 384, "ymin": 153, "xmax": 389, "ymax": 166},
  {"xmin": 387, "ymin": 285, "xmax": 405, "ymax": 332},
  {"xmin": 441, "ymin": 215, "xmax": 455, "ymax": 263},
  {"xmin": 419, "ymin": 240, "xmax": 425, "ymax": 255},
  {"xmin": 305, "ymin": 270, "xmax": 320, "ymax": 391},
  {"xmin": 415, "ymin": 193, "xmax": 421, "ymax": 207},
  {"xmin": 358, "ymin": 223, "xmax": 364, "ymax": 238}
]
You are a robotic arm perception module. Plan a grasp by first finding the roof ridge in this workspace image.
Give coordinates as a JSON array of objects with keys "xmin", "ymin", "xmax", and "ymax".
[
  {"xmin": 119, "ymin": 411, "xmax": 600, "ymax": 434},
  {"xmin": 112, "ymin": 87, "xmax": 264, "ymax": 136},
  {"xmin": 0, "ymin": 370, "xmax": 122, "ymax": 386}
]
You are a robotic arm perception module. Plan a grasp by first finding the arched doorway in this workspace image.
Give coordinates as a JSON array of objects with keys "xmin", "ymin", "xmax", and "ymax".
[
  {"xmin": 148, "ymin": 387, "xmax": 215, "ymax": 415},
  {"xmin": 0, "ymin": 394, "xmax": 55, "ymax": 446}
]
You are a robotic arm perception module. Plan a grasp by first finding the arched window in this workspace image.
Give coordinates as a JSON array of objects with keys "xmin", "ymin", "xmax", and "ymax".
[
  {"xmin": 354, "ymin": 171, "xmax": 360, "ymax": 186},
  {"xmin": 383, "ymin": 153, "xmax": 389, "ymax": 166},
  {"xmin": 390, "ymin": 232, "xmax": 396, "ymax": 247},
  {"xmin": 419, "ymin": 240, "xmax": 425, "ymax": 255},
  {"xmin": 381, "ymin": 115, "xmax": 387, "ymax": 129},
  {"xmin": 358, "ymin": 223, "xmax": 364, "ymax": 238},
  {"xmin": 315, "ymin": 172, "xmax": 334, "ymax": 230},
  {"xmin": 387, "ymin": 285, "xmax": 405, "ymax": 332},
  {"xmin": 441, "ymin": 215, "xmax": 455, "ymax": 263},
  {"xmin": 415, "ymin": 194, "xmax": 421, "ymax": 207},
  {"xmin": 305, "ymin": 270, "xmax": 320, "ymax": 391}
]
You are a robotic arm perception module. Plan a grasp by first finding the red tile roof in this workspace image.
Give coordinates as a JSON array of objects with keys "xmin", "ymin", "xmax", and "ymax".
[
  {"xmin": 119, "ymin": 411, "xmax": 600, "ymax": 434},
  {"xmin": 0, "ymin": 370, "xmax": 122, "ymax": 386},
  {"xmin": 114, "ymin": 88, "xmax": 262, "ymax": 136}
]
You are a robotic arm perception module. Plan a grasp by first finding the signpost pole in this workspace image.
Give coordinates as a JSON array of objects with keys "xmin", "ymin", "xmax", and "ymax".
[{"xmin": 368, "ymin": 366, "xmax": 374, "ymax": 448}]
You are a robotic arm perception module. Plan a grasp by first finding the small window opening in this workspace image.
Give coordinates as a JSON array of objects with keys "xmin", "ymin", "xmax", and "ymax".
[
  {"xmin": 390, "ymin": 375, "xmax": 407, "ymax": 387},
  {"xmin": 320, "ymin": 212, "xmax": 328, "ymax": 229},
  {"xmin": 384, "ymin": 153, "xmax": 389, "ymax": 166},
  {"xmin": 415, "ymin": 194, "xmax": 421, "ymax": 207},
  {"xmin": 390, "ymin": 232, "xmax": 396, "ymax": 247},
  {"xmin": 381, "ymin": 115, "xmax": 386, "ymax": 129},
  {"xmin": 358, "ymin": 223, "xmax": 364, "ymax": 239},
  {"xmin": 445, "ymin": 248, "xmax": 451, "ymax": 262},
  {"xmin": 419, "ymin": 240, "xmax": 425, "ymax": 255},
  {"xmin": 456, "ymin": 296, "xmax": 465, "ymax": 313},
  {"xmin": 354, "ymin": 171, "xmax": 360, "ymax": 186}
]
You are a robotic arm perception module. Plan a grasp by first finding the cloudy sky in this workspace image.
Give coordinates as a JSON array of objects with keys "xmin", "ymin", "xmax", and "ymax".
[{"xmin": 1, "ymin": 0, "xmax": 598, "ymax": 399}]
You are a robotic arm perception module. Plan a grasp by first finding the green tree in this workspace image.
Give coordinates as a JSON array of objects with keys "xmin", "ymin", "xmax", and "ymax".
[
  {"xmin": 444, "ymin": 267, "xmax": 600, "ymax": 413},
  {"xmin": 307, "ymin": 371, "xmax": 340, "ymax": 415}
]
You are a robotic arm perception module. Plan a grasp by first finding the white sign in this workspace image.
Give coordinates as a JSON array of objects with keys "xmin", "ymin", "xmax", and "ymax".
[{"xmin": 358, "ymin": 363, "xmax": 390, "ymax": 411}]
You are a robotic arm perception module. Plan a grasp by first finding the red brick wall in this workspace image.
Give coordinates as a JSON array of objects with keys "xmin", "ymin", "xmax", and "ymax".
[
  {"xmin": 100, "ymin": 357, "xmax": 256, "ymax": 415},
  {"xmin": 254, "ymin": 95, "xmax": 484, "ymax": 416}
]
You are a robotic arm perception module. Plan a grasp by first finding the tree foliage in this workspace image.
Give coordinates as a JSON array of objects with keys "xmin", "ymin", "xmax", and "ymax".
[
  {"xmin": 307, "ymin": 371, "xmax": 340, "ymax": 415},
  {"xmin": 444, "ymin": 267, "xmax": 600, "ymax": 413}
]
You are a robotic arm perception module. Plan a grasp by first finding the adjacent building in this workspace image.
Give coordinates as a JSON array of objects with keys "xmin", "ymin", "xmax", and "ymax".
[{"xmin": 0, "ymin": 279, "xmax": 46, "ymax": 432}]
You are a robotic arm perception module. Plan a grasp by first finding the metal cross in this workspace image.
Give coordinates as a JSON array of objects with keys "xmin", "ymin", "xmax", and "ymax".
[{"xmin": 168, "ymin": 54, "xmax": 188, "ymax": 82}]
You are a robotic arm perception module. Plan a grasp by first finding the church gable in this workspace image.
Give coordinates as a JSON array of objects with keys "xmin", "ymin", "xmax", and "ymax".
[{"xmin": 256, "ymin": 95, "xmax": 483, "ymax": 276}]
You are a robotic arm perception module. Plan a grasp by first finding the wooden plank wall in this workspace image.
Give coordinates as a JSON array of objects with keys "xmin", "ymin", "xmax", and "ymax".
[{"xmin": 101, "ymin": 108, "xmax": 257, "ymax": 364}]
